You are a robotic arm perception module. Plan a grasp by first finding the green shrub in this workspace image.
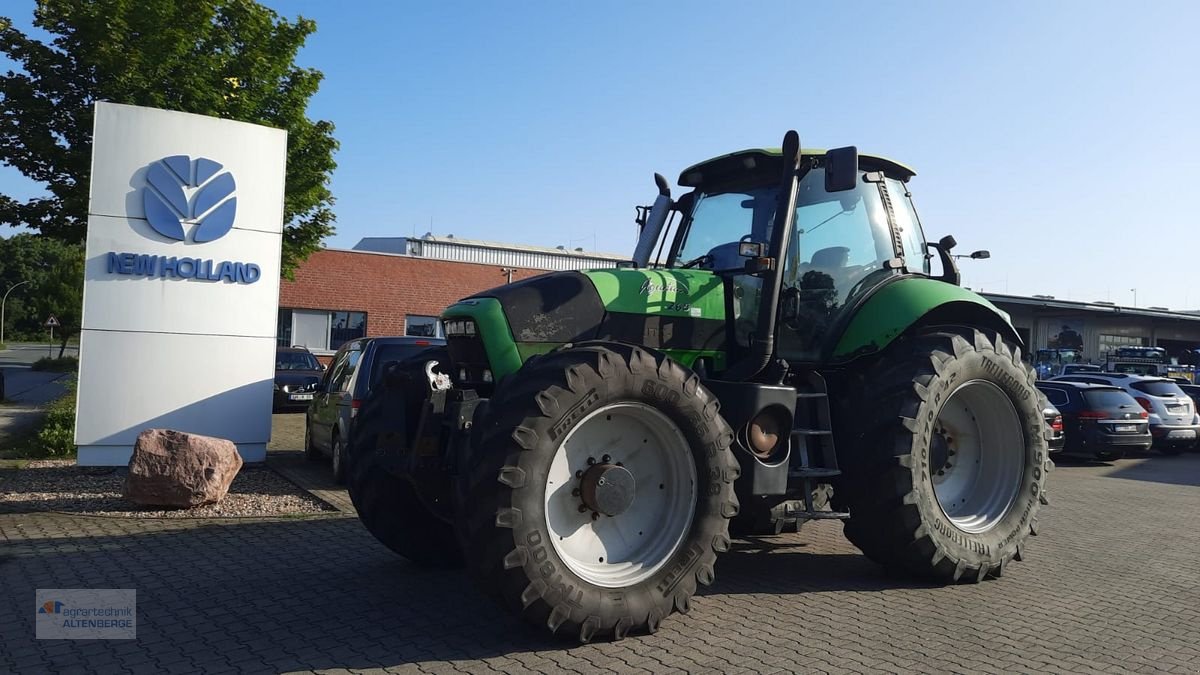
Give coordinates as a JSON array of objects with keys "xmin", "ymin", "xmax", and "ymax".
[
  {"xmin": 31, "ymin": 383, "xmax": 78, "ymax": 457},
  {"xmin": 31, "ymin": 355, "xmax": 79, "ymax": 372}
]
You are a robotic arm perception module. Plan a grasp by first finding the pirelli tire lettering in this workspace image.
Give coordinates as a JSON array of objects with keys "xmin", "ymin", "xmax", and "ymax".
[
  {"xmin": 460, "ymin": 343, "xmax": 739, "ymax": 642},
  {"xmin": 834, "ymin": 327, "xmax": 1051, "ymax": 583}
]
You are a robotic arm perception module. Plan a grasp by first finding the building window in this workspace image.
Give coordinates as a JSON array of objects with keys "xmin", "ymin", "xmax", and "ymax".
[
  {"xmin": 1098, "ymin": 334, "xmax": 1146, "ymax": 358},
  {"xmin": 405, "ymin": 315, "xmax": 442, "ymax": 338},
  {"xmin": 277, "ymin": 308, "xmax": 367, "ymax": 352}
]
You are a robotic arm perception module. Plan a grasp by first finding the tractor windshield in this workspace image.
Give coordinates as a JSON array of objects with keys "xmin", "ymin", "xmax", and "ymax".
[{"xmin": 674, "ymin": 167, "xmax": 923, "ymax": 360}]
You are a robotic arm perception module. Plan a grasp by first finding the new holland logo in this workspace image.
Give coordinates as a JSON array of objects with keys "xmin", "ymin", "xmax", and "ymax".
[
  {"xmin": 143, "ymin": 155, "xmax": 237, "ymax": 243},
  {"xmin": 107, "ymin": 155, "xmax": 261, "ymax": 284}
]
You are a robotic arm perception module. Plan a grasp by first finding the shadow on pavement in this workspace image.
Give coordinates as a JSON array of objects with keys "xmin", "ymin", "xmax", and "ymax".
[
  {"xmin": 0, "ymin": 514, "xmax": 926, "ymax": 670},
  {"xmin": 1100, "ymin": 451, "xmax": 1200, "ymax": 488}
]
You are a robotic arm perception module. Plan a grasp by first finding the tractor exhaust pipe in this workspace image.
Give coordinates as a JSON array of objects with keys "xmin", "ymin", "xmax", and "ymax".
[
  {"xmin": 723, "ymin": 130, "xmax": 803, "ymax": 381},
  {"xmin": 632, "ymin": 173, "xmax": 672, "ymax": 268}
]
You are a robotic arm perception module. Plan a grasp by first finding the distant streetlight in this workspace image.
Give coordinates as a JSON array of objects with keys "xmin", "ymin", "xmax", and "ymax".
[
  {"xmin": 1130, "ymin": 288, "xmax": 1137, "ymax": 307},
  {"xmin": 1, "ymin": 280, "xmax": 33, "ymax": 347}
]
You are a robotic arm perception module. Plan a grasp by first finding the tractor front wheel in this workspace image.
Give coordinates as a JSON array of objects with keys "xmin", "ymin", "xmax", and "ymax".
[
  {"xmin": 461, "ymin": 344, "xmax": 739, "ymax": 642},
  {"xmin": 835, "ymin": 328, "xmax": 1050, "ymax": 582}
]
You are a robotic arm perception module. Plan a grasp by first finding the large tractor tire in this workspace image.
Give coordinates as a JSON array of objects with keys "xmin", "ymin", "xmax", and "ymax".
[
  {"xmin": 461, "ymin": 344, "xmax": 739, "ymax": 642},
  {"xmin": 347, "ymin": 349, "xmax": 462, "ymax": 568},
  {"xmin": 834, "ymin": 328, "xmax": 1050, "ymax": 582}
]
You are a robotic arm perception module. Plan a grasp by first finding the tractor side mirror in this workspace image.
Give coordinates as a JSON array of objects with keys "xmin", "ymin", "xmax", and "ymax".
[
  {"xmin": 970, "ymin": 250, "xmax": 991, "ymax": 260},
  {"xmin": 824, "ymin": 146, "xmax": 859, "ymax": 193},
  {"xmin": 739, "ymin": 241, "xmax": 764, "ymax": 258}
]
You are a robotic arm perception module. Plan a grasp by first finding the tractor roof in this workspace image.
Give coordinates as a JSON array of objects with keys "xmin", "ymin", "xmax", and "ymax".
[{"xmin": 678, "ymin": 148, "xmax": 916, "ymax": 188}]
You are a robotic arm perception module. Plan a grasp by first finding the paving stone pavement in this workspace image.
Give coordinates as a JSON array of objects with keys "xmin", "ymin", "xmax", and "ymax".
[{"xmin": 2, "ymin": 450, "xmax": 1200, "ymax": 673}]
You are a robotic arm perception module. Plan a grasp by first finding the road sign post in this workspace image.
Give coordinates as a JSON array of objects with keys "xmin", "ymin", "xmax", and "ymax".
[{"xmin": 45, "ymin": 315, "xmax": 60, "ymax": 357}]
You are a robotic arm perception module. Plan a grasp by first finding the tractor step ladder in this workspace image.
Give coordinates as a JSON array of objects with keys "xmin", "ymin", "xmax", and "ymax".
[{"xmin": 788, "ymin": 371, "xmax": 850, "ymax": 520}]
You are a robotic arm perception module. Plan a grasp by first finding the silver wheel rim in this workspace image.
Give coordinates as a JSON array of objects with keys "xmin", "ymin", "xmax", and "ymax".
[
  {"xmin": 930, "ymin": 380, "xmax": 1025, "ymax": 534},
  {"xmin": 545, "ymin": 402, "xmax": 697, "ymax": 588}
]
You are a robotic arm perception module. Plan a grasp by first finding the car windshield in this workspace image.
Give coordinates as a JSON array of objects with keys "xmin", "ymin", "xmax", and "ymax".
[
  {"xmin": 1131, "ymin": 380, "xmax": 1185, "ymax": 397},
  {"xmin": 276, "ymin": 351, "xmax": 319, "ymax": 370}
]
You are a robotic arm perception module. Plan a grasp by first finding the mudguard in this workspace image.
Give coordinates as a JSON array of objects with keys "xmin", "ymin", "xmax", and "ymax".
[{"xmin": 832, "ymin": 277, "xmax": 1021, "ymax": 361}]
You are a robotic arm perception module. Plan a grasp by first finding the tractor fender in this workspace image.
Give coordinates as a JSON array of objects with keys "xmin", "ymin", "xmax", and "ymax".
[{"xmin": 832, "ymin": 277, "xmax": 1022, "ymax": 362}]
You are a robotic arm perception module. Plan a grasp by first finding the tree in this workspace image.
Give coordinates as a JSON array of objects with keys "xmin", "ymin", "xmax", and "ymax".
[
  {"xmin": 0, "ymin": 233, "xmax": 83, "ymax": 355},
  {"xmin": 0, "ymin": 0, "xmax": 338, "ymax": 277}
]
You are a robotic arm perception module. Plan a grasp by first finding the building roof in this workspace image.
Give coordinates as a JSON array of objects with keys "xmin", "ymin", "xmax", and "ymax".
[
  {"xmin": 350, "ymin": 234, "xmax": 628, "ymax": 272},
  {"xmin": 981, "ymin": 292, "xmax": 1200, "ymax": 324}
]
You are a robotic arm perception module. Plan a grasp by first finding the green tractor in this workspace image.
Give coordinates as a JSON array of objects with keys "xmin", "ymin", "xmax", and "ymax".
[{"xmin": 347, "ymin": 130, "xmax": 1050, "ymax": 642}]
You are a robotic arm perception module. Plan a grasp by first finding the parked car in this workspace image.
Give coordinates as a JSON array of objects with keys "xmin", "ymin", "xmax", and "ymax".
[
  {"xmin": 1051, "ymin": 373, "xmax": 1198, "ymax": 454},
  {"xmin": 1179, "ymin": 384, "xmax": 1200, "ymax": 408},
  {"xmin": 305, "ymin": 336, "xmax": 445, "ymax": 483},
  {"xmin": 1061, "ymin": 363, "xmax": 1102, "ymax": 376},
  {"xmin": 1036, "ymin": 381, "xmax": 1151, "ymax": 460},
  {"xmin": 273, "ymin": 347, "xmax": 324, "ymax": 413},
  {"xmin": 1039, "ymin": 392, "xmax": 1065, "ymax": 453}
]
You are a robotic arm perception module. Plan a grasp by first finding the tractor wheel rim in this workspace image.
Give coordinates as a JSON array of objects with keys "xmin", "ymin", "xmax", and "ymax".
[
  {"xmin": 545, "ymin": 402, "xmax": 697, "ymax": 588},
  {"xmin": 930, "ymin": 379, "xmax": 1025, "ymax": 534}
]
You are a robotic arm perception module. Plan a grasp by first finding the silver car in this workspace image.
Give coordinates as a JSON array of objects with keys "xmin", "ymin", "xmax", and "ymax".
[{"xmin": 1052, "ymin": 373, "xmax": 1199, "ymax": 454}]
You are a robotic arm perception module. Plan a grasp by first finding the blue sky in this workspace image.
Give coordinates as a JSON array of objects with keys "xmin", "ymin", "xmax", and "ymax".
[{"xmin": 4, "ymin": 2, "xmax": 1199, "ymax": 308}]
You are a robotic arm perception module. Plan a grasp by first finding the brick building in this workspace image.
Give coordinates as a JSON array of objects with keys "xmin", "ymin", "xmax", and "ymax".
[{"xmin": 277, "ymin": 235, "xmax": 625, "ymax": 359}]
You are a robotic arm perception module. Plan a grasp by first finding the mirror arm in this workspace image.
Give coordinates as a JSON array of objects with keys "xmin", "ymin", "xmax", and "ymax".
[{"xmin": 927, "ymin": 242, "xmax": 961, "ymax": 286}]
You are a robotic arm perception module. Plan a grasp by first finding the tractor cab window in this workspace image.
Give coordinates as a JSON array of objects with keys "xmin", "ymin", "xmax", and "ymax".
[{"xmin": 777, "ymin": 170, "xmax": 895, "ymax": 361}]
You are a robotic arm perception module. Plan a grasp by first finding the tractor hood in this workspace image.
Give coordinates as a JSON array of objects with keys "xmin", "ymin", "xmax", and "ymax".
[{"xmin": 446, "ymin": 268, "xmax": 729, "ymax": 378}]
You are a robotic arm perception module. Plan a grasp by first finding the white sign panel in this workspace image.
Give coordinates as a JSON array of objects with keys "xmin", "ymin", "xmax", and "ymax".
[{"xmin": 76, "ymin": 102, "xmax": 286, "ymax": 465}]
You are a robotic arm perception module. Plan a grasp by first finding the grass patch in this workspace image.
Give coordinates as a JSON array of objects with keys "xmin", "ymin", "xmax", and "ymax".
[
  {"xmin": 31, "ymin": 355, "xmax": 79, "ymax": 372},
  {"xmin": 0, "ymin": 383, "xmax": 77, "ymax": 459}
]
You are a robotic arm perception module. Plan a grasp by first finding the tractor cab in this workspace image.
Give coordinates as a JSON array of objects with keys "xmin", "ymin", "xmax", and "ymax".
[{"xmin": 634, "ymin": 140, "xmax": 961, "ymax": 368}]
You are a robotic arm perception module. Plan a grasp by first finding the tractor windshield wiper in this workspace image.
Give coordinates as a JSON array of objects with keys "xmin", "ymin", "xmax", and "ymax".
[{"xmin": 677, "ymin": 254, "xmax": 710, "ymax": 270}]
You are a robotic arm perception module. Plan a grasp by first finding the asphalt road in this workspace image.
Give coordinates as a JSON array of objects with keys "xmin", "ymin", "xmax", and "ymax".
[{"xmin": 0, "ymin": 342, "xmax": 79, "ymax": 369}]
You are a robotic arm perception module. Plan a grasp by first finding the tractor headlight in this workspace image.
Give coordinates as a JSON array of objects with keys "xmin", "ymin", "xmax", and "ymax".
[{"xmin": 444, "ymin": 319, "xmax": 478, "ymax": 337}]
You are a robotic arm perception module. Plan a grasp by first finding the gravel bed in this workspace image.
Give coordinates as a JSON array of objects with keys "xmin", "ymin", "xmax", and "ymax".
[{"xmin": 0, "ymin": 460, "xmax": 336, "ymax": 518}]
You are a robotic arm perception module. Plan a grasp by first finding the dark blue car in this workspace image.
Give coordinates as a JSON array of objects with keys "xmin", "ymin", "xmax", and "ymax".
[{"xmin": 305, "ymin": 336, "xmax": 445, "ymax": 483}]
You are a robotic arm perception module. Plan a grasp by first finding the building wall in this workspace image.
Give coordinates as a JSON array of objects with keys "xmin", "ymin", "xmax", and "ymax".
[
  {"xmin": 991, "ymin": 299, "xmax": 1200, "ymax": 364},
  {"xmin": 279, "ymin": 249, "xmax": 543, "ymax": 347}
]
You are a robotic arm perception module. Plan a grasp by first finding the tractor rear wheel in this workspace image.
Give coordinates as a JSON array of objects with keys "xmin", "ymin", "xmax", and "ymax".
[
  {"xmin": 461, "ymin": 344, "xmax": 739, "ymax": 642},
  {"xmin": 834, "ymin": 328, "xmax": 1050, "ymax": 582}
]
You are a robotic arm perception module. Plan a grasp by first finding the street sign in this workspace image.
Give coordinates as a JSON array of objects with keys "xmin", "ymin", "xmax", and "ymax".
[{"xmin": 44, "ymin": 315, "xmax": 60, "ymax": 328}]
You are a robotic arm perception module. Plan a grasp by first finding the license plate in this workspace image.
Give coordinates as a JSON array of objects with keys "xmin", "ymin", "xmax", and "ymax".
[
  {"xmin": 289, "ymin": 394, "xmax": 313, "ymax": 401},
  {"xmin": 1167, "ymin": 429, "xmax": 1196, "ymax": 439},
  {"xmin": 1168, "ymin": 404, "xmax": 1185, "ymax": 413},
  {"xmin": 1114, "ymin": 424, "xmax": 1137, "ymax": 432}
]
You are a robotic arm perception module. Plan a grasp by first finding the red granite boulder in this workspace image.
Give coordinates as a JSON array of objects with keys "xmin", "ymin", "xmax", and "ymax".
[{"xmin": 124, "ymin": 429, "xmax": 242, "ymax": 507}]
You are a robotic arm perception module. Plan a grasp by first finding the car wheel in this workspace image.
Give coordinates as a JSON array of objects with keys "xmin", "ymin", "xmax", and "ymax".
[
  {"xmin": 332, "ymin": 434, "xmax": 347, "ymax": 484},
  {"xmin": 304, "ymin": 424, "xmax": 321, "ymax": 461}
]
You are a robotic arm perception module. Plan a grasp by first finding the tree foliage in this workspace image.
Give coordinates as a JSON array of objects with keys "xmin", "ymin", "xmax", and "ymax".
[
  {"xmin": 0, "ymin": 233, "xmax": 83, "ymax": 355},
  {"xmin": 0, "ymin": 0, "xmax": 337, "ymax": 276}
]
